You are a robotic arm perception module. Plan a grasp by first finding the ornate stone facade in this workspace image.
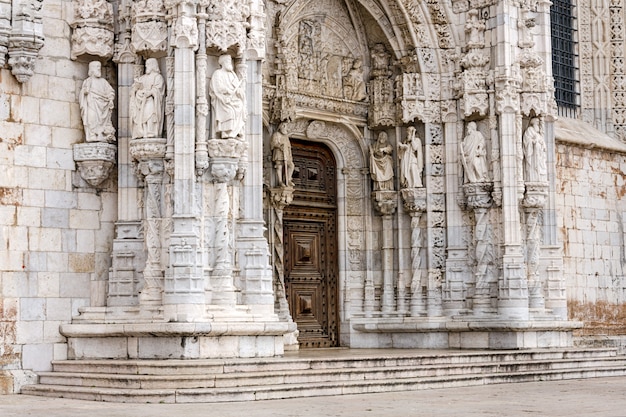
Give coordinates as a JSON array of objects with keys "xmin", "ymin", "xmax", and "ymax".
[{"xmin": 2, "ymin": 0, "xmax": 626, "ymax": 395}]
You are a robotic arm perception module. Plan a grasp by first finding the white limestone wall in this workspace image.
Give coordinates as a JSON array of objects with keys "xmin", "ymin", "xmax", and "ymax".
[
  {"xmin": 555, "ymin": 138, "xmax": 626, "ymax": 335},
  {"xmin": 0, "ymin": 1, "xmax": 116, "ymax": 392}
]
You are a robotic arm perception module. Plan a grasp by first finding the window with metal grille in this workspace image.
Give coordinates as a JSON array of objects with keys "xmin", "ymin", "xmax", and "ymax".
[{"xmin": 551, "ymin": 0, "xmax": 578, "ymax": 116}]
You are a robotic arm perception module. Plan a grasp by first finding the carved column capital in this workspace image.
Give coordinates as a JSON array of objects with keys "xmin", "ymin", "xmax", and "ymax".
[
  {"xmin": 270, "ymin": 186, "xmax": 294, "ymax": 211},
  {"xmin": 463, "ymin": 181, "xmax": 494, "ymax": 210},
  {"xmin": 401, "ymin": 187, "xmax": 427, "ymax": 214}
]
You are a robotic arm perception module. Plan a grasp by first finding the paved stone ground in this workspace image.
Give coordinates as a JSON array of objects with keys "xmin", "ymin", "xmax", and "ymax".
[{"xmin": 1, "ymin": 377, "xmax": 625, "ymax": 417}]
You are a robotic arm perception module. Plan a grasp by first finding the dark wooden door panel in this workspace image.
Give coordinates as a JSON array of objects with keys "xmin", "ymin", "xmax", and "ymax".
[{"xmin": 284, "ymin": 140, "xmax": 338, "ymax": 348}]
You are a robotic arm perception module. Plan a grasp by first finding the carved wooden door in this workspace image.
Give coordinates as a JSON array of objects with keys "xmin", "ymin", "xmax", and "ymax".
[{"xmin": 284, "ymin": 140, "xmax": 339, "ymax": 348}]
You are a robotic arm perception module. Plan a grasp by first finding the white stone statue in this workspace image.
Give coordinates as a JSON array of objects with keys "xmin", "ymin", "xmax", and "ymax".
[
  {"xmin": 523, "ymin": 117, "xmax": 547, "ymax": 182},
  {"xmin": 130, "ymin": 58, "xmax": 165, "ymax": 139},
  {"xmin": 343, "ymin": 58, "xmax": 366, "ymax": 101},
  {"xmin": 398, "ymin": 126, "xmax": 423, "ymax": 188},
  {"xmin": 460, "ymin": 121, "xmax": 489, "ymax": 183},
  {"xmin": 210, "ymin": 54, "xmax": 245, "ymax": 139},
  {"xmin": 79, "ymin": 61, "xmax": 115, "ymax": 143},
  {"xmin": 465, "ymin": 9, "xmax": 485, "ymax": 48},
  {"xmin": 370, "ymin": 131, "xmax": 395, "ymax": 191},
  {"xmin": 271, "ymin": 122, "xmax": 295, "ymax": 187}
]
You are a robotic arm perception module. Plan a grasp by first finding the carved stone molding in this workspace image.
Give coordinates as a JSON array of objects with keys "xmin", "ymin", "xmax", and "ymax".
[
  {"xmin": 463, "ymin": 182, "xmax": 493, "ymax": 209},
  {"xmin": 207, "ymin": 138, "xmax": 247, "ymax": 160},
  {"xmin": 70, "ymin": 0, "xmax": 114, "ymax": 60},
  {"xmin": 372, "ymin": 190, "xmax": 398, "ymax": 216},
  {"xmin": 73, "ymin": 142, "xmax": 117, "ymax": 187},
  {"xmin": 8, "ymin": 0, "xmax": 44, "ymax": 83},
  {"xmin": 129, "ymin": 137, "xmax": 167, "ymax": 162},
  {"xmin": 0, "ymin": 0, "xmax": 11, "ymax": 66},
  {"xmin": 401, "ymin": 187, "xmax": 427, "ymax": 213},
  {"xmin": 131, "ymin": 0, "xmax": 167, "ymax": 55},
  {"xmin": 522, "ymin": 182, "xmax": 548, "ymax": 208},
  {"xmin": 205, "ymin": 0, "xmax": 250, "ymax": 53}
]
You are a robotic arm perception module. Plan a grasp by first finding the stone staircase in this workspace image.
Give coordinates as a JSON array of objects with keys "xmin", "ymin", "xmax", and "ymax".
[{"xmin": 21, "ymin": 348, "xmax": 626, "ymax": 403}]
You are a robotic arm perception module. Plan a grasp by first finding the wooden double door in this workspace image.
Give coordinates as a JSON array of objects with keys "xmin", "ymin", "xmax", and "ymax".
[{"xmin": 283, "ymin": 140, "xmax": 339, "ymax": 348}]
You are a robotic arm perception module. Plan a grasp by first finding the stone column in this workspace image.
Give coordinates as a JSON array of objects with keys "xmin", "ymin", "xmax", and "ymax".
[
  {"xmin": 464, "ymin": 182, "xmax": 494, "ymax": 314},
  {"xmin": 523, "ymin": 184, "xmax": 548, "ymax": 310},
  {"xmin": 163, "ymin": 0, "xmax": 206, "ymax": 320},
  {"xmin": 129, "ymin": 138, "xmax": 167, "ymax": 306},
  {"xmin": 442, "ymin": 116, "xmax": 468, "ymax": 316},
  {"xmin": 209, "ymin": 158, "xmax": 238, "ymax": 307},
  {"xmin": 372, "ymin": 192, "xmax": 397, "ymax": 316},
  {"xmin": 270, "ymin": 186, "xmax": 299, "ymax": 348},
  {"xmin": 496, "ymin": 102, "xmax": 528, "ymax": 320},
  {"xmin": 402, "ymin": 188, "xmax": 427, "ymax": 316}
]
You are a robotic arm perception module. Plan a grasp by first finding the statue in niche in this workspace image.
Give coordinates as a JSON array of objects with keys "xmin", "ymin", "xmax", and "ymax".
[
  {"xmin": 343, "ymin": 58, "xmax": 367, "ymax": 101},
  {"xmin": 271, "ymin": 122, "xmax": 295, "ymax": 187},
  {"xmin": 398, "ymin": 126, "xmax": 424, "ymax": 188},
  {"xmin": 465, "ymin": 9, "xmax": 485, "ymax": 48},
  {"xmin": 130, "ymin": 58, "xmax": 165, "ymax": 139},
  {"xmin": 460, "ymin": 121, "xmax": 489, "ymax": 183},
  {"xmin": 523, "ymin": 117, "xmax": 547, "ymax": 182},
  {"xmin": 79, "ymin": 61, "xmax": 115, "ymax": 143},
  {"xmin": 369, "ymin": 131, "xmax": 395, "ymax": 191},
  {"xmin": 210, "ymin": 54, "xmax": 245, "ymax": 139},
  {"xmin": 370, "ymin": 43, "xmax": 390, "ymax": 77}
]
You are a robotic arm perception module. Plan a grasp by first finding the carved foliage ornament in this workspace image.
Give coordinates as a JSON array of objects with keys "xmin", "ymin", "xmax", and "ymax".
[
  {"xmin": 206, "ymin": 0, "xmax": 250, "ymax": 52},
  {"xmin": 131, "ymin": 0, "xmax": 167, "ymax": 54},
  {"xmin": 71, "ymin": 0, "xmax": 114, "ymax": 59}
]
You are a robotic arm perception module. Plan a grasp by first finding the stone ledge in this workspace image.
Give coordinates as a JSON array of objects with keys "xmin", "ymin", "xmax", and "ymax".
[
  {"xmin": 350, "ymin": 318, "xmax": 582, "ymax": 349},
  {"xmin": 61, "ymin": 321, "xmax": 295, "ymax": 338}
]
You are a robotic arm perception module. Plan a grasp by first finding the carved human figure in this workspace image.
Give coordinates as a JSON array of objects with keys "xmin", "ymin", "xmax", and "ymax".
[
  {"xmin": 210, "ymin": 54, "xmax": 245, "ymax": 139},
  {"xmin": 271, "ymin": 123, "xmax": 295, "ymax": 187},
  {"xmin": 460, "ymin": 122, "xmax": 489, "ymax": 183},
  {"xmin": 130, "ymin": 58, "xmax": 165, "ymax": 139},
  {"xmin": 465, "ymin": 9, "xmax": 485, "ymax": 48},
  {"xmin": 398, "ymin": 126, "xmax": 424, "ymax": 188},
  {"xmin": 523, "ymin": 117, "xmax": 547, "ymax": 182},
  {"xmin": 343, "ymin": 58, "xmax": 366, "ymax": 101},
  {"xmin": 370, "ymin": 131, "xmax": 395, "ymax": 191},
  {"xmin": 79, "ymin": 61, "xmax": 115, "ymax": 143},
  {"xmin": 370, "ymin": 43, "xmax": 390, "ymax": 76}
]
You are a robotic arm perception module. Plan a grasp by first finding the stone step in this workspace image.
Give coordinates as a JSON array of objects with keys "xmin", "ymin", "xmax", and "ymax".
[
  {"xmin": 48, "ymin": 347, "xmax": 619, "ymax": 375},
  {"xmin": 36, "ymin": 357, "xmax": 626, "ymax": 390},
  {"xmin": 22, "ymin": 363, "xmax": 626, "ymax": 403}
]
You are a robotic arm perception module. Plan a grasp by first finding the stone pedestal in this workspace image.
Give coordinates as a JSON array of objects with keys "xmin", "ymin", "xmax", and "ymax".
[{"xmin": 73, "ymin": 142, "xmax": 117, "ymax": 187}]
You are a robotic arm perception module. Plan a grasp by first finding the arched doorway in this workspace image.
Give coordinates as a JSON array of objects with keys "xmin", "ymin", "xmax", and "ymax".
[{"xmin": 283, "ymin": 140, "xmax": 339, "ymax": 348}]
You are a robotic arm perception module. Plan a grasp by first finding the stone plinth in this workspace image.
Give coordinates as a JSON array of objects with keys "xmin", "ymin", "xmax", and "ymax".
[
  {"xmin": 349, "ymin": 317, "xmax": 582, "ymax": 349},
  {"xmin": 73, "ymin": 142, "xmax": 117, "ymax": 187},
  {"xmin": 61, "ymin": 318, "xmax": 296, "ymax": 359}
]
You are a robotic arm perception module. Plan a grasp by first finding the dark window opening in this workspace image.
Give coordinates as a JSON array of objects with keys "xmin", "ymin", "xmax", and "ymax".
[{"xmin": 551, "ymin": 0, "xmax": 578, "ymax": 117}]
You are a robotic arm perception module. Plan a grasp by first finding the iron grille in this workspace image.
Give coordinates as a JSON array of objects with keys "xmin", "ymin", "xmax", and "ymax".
[{"xmin": 551, "ymin": 0, "xmax": 578, "ymax": 113}]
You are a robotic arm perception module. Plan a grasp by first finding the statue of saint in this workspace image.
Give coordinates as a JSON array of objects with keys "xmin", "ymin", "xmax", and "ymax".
[
  {"xmin": 130, "ymin": 58, "xmax": 165, "ymax": 139},
  {"xmin": 370, "ymin": 131, "xmax": 395, "ymax": 191},
  {"xmin": 465, "ymin": 9, "xmax": 486, "ymax": 48},
  {"xmin": 343, "ymin": 58, "xmax": 366, "ymax": 101},
  {"xmin": 398, "ymin": 126, "xmax": 423, "ymax": 188},
  {"xmin": 523, "ymin": 117, "xmax": 547, "ymax": 182},
  {"xmin": 271, "ymin": 122, "xmax": 295, "ymax": 187},
  {"xmin": 79, "ymin": 61, "xmax": 115, "ymax": 143},
  {"xmin": 210, "ymin": 54, "xmax": 245, "ymax": 139},
  {"xmin": 460, "ymin": 122, "xmax": 489, "ymax": 183}
]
